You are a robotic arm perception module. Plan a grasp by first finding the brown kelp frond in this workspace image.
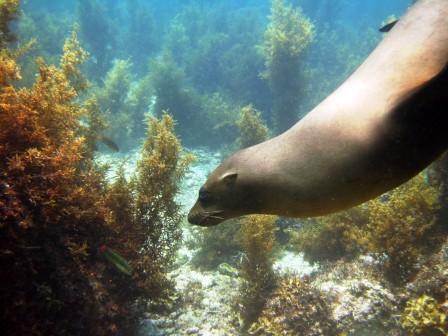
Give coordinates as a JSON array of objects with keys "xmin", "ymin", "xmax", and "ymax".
[
  {"xmin": 238, "ymin": 215, "xmax": 278, "ymax": 330},
  {"xmin": 133, "ymin": 112, "xmax": 194, "ymax": 300},
  {"xmin": 0, "ymin": 49, "xmax": 20, "ymax": 84},
  {"xmin": 60, "ymin": 27, "xmax": 89, "ymax": 93},
  {"xmin": 81, "ymin": 97, "xmax": 109, "ymax": 157},
  {"xmin": 0, "ymin": 24, "xmax": 144, "ymax": 334}
]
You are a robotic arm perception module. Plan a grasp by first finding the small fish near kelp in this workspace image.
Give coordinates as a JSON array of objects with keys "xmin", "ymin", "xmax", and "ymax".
[
  {"xmin": 99, "ymin": 244, "xmax": 132, "ymax": 276},
  {"xmin": 98, "ymin": 134, "xmax": 120, "ymax": 152}
]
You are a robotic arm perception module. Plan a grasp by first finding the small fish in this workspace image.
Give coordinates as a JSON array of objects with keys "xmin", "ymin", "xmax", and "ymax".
[
  {"xmin": 99, "ymin": 245, "xmax": 132, "ymax": 276},
  {"xmin": 379, "ymin": 19, "xmax": 399, "ymax": 33},
  {"xmin": 98, "ymin": 135, "xmax": 119, "ymax": 152},
  {"xmin": 0, "ymin": 182, "xmax": 10, "ymax": 194}
]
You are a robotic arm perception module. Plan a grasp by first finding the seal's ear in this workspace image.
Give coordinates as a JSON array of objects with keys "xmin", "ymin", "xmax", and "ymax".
[{"xmin": 221, "ymin": 172, "xmax": 238, "ymax": 186}]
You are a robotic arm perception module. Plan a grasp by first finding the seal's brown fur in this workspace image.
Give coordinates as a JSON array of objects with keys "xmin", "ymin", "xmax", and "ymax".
[{"xmin": 188, "ymin": 0, "xmax": 448, "ymax": 226}]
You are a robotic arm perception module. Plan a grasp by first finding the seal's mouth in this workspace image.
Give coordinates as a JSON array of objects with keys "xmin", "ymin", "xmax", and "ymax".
[{"xmin": 187, "ymin": 206, "xmax": 226, "ymax": 227}]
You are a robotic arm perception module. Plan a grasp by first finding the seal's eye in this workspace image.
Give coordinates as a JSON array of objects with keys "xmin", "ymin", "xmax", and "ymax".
[{"xmin": 199, "ymin": 188, "xmax": 211, "ymax": 203}]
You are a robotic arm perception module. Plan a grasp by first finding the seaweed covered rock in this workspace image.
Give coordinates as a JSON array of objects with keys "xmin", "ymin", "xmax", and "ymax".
[
  {"xmin": 250, "ymin": 277, "xmax": 338, "ymax": 336},
  {"xmin": 404, "ymin": 238, "xmax": 448, "ymax": 300},
  {"xmin": 313, "ymin": 259, "xmax": 401, "ymax": 336},
  {"xmin": 399, "ymin": 237, "xmax": 448, "ymax": 335},
  {"xmin": 401, "ymin": 295, "xmax": 447, "ymax": 336}
]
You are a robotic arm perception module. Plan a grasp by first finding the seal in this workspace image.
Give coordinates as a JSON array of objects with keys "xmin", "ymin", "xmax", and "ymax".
[{"xmin": 188, "ymin": 0, "xmax": 448, "ymax": 226}]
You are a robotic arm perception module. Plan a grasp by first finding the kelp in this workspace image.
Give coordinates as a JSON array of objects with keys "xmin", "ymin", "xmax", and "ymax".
[
  {"xmin": 237, "ymin": 104, "xmax": 269, "ymax": 149},
  {"xmin": 0, "ymin": 0, "xmax": 19, "ymax": 48},
  {"xmin": 238, "ymin": 215, "xmax": 278, "ymax": 330},
  {"xmin": 94, "ymin": 59, "xmax": 136, "ymax": 149},
  {"xmin": 292, "ymin": 174, "xmax": 442, "ymax": 284},
  {"xmin": 133, "ymin": 112, "xmax": 194, "ymax": 300},
  {"xmin": 77, "ymin": 0, "xmax": 115, "ymax": 79},
  {"xmin": 0, "ymin": 28, "xmax": 138, "ymax": 335},
  {"xmin": 260, "ymin": 0, "xmax": 314, "ymax": 133},
  {"xmin": 0, "ymin": 12, "xmax": 192, "ymax": 332}
]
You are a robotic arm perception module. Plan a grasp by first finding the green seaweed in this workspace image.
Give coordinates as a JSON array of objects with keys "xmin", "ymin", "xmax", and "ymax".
[
  {"xmin": 191, "ymin": 218, "xmax": 242, "ymax": 270},
  {"xmin": 238, "ymin": 215, "xmax": 278, "ymax": 331},
  {"xmin": 260, "ymin": 0, "xmax": 314, "ymax": 133},
  {"xmin": 0, "ymin": 0, "xmax": 19, "ymax": 48},
  {"xmin": 149, "ymin": 54, "xmax": 204, "ymax": 145},
  {"xmin": 250, "ymin": 277, "xmax": 338, "ymax": 336},
  {"xmin": 125, "ymin": 0, "xmax": 157, "ymax": 74},
  {"xmin": 290, "ymin": 208, "xmax": 365, "ymax": 265},
  {"xmin": 133, "ymin": 112, "xmax": 194, "ymax": 300},
  {"xmin": 401, "ymin": 295, "xmax": 447, "ymax": 335},
  {"xmin": 237, "ymin": 104, "xmax": 269, "ymax": 149},
  {"xmin": 93, "ymin": 59, "xmax": 144, "ymax": 150},
  {"xmin": 292, "ymin": 174, "xmax": 443, "ymax": 284}
]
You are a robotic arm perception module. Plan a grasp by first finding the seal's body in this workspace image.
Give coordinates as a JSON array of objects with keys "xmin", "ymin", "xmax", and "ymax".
[{"xmin": 188, "ymin": 0, "xmax": 448, "ymax": 226}]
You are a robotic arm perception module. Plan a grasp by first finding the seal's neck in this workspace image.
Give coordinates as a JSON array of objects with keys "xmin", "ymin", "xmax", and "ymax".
[{"xmin": 233, "ymin": 144, "xmax": 308, "ymax": 217}]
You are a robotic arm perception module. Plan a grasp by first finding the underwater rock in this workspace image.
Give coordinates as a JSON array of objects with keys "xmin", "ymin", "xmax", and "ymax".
[
  {"xmin": 273, "ymin": 251, "xmax": 317, "ymax": 277},
  {"xmin": 185, "ymin": 327, "xmax": 200, "ymax": 334},
  {"xmin": 150, "ymin": 263, "xmax": 241, "ymax": 335},
  {"xmin": 313, "ymin": 258, "xmax": 401, "ymax": 336},
  {"xmin": 173, "ymin": 246, "xmax": 192, "ymax": 268},
  {"xmin": 404, "ymin": 238, "xmax": 448, "ymax": 298}
]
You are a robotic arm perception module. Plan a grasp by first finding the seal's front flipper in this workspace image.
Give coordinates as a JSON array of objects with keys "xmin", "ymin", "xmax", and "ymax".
[{"xmin": 379, "ymin": 19, "xmax": 399, "ymax": 33}]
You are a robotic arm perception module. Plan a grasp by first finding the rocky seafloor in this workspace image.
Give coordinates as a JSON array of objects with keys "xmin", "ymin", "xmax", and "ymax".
[{"xmin": 98, "ymin": 148, "xmax": 448, "ymax": 336}]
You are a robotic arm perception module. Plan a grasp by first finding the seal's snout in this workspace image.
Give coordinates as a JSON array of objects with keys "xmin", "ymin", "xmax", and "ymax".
[
  {"xmin": 187, "ymin": 200, "xmax": 206, "ymax": 226},
  {"xmin": 187, "ymin": 207, "xmax": 197, "ymax": 225},
  {"xmin": 188, "ymin": 200, "xmax": 227, "ymax": 226}
]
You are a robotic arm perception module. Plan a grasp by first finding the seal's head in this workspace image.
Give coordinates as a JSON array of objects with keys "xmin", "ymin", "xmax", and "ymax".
[{"xmin": 188, "ymin": 154, "xmax": 254, "ymax": 226}]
